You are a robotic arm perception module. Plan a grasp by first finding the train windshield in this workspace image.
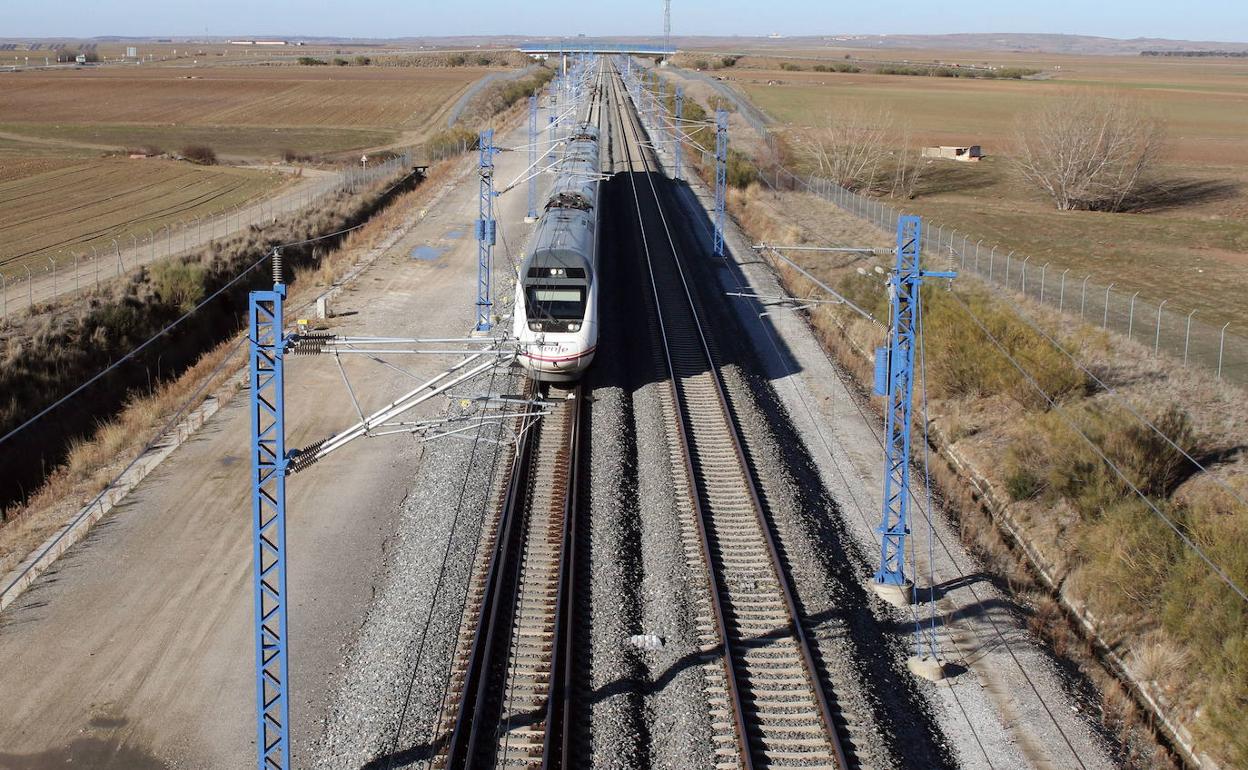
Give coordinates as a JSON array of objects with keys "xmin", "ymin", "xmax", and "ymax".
[{"xmin": 527, "ymin": 286, "xmax": 585, "ymax": 321}]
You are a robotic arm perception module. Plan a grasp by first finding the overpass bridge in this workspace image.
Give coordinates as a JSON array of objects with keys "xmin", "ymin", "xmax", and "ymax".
[{"xmin": 517, "ymin": 42, "xmax": 676, "ymax": 56}]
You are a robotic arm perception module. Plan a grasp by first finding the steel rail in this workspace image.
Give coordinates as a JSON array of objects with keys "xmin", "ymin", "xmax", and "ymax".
[
  {"xmin": 438, "ymin": 383, "xmax": 585, "ymax": 769},
  {"xmin": 610, "ymin": 63, "xmax": 850, "ymax": 770},
  {"xmin": 440, "ymin": 381, "xmax": 542, "ymax": 769},
  {"xmin": 606, "ymin": 67, "xmax": 756, "ymax": 770},
  {"xmin": 437, "ymin": 62, "xmax": 604, "ymax": 770}
]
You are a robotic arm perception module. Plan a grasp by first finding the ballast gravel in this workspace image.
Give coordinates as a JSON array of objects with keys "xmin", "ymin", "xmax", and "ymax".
[{"xmin": 311, "ymin": 367, "xmax": 518, "ymax": 770}]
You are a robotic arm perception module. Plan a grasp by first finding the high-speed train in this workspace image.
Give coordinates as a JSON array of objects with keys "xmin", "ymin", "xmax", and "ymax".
[{"xmin": 513, "ymin": 119, "xmax": 602, "ymax": 381}]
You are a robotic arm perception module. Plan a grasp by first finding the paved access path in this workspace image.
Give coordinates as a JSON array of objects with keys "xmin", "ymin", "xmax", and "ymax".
[{"xmin": 0, "ymin": 106, "xmax": 539, "ymax": 768}]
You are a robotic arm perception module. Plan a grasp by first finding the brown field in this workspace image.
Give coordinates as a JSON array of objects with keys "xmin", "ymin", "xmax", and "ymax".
[
  {"xmin": 710, "ymin": 50, "xmax": 1248, "ymax": 324},
  {"xmin": 0, "ymin": 65, "xmax": 489, "ymax": 159},
  {"xmin": 0, "ymin": 158, "xmax": 283, "ymax": 272},
  {"xmin": 0, "ymin": 60, "xmax": 492, "ymax": 276}
]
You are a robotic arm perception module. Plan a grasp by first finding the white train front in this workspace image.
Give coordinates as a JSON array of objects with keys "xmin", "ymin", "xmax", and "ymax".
[{"xmin": 513, "ymin": 122, "xmax": 602, "ymax": 382}]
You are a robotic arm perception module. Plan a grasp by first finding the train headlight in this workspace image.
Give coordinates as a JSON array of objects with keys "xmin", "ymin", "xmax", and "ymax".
[
  {"xmin": 528, "ymin": 321, "xmax": 542, "ymax": 332},
  {"xmin": 567, "ymin": 323, "xmax": 581, "ymax": 332}
]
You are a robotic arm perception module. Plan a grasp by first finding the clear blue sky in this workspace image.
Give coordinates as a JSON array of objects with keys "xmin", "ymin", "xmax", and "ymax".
[{"xmin": 6, "ymin": 0, "xmax": 1247, "ymax": 43}]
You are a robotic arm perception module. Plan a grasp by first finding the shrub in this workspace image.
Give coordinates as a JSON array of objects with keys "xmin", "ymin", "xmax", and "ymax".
[
  {"xmin": 354, "ymin": 56, "xmax": 371, "ymax": 66},
  {"xmin": 995, "ymin": 67, "xmax": 1041, "ymax": 79},
  {"xmin": 427, "ymin": 126, "xmax": 478, "ymax": 161},
  {"xmin": 448, "ymin": 54, "xmax": 467, "ymax": 67},
  {"xmin": 877, "ymin": 65, "xmax": 928, "ymax": 76},
  {"xmin": 726, "ymin": 149, "xmax": 759, "ymax": 189},
  {"xmin": 1077, "ymin": 499, "xmax": 1183, "ymax": 614},
  {"xmin": 281, "ymin": 148, "xmax": 318, "ymax": 163},
  {"xmin": 297, "ymin": 57, "xmax": 327, "ymax": 66},
  {"xmin": 180, "ymin": 145, "xmax": 217, "ymax": 165},
  {"xmin": 779, "ymin": 62, "xmax": 803, "ymax": 72},
  {"xmin": 332, "ymin": 57, "xmax": 349, "ymax": 67},
  {"xmin": 813, "ymin": 64, "xmax": 831, "ymax": 73},
  {"xmin": 149, "ymin": 260, "xmax": 207, "ymax": 312},
  {"xmin": 1161, "ymin": 485, "xmax": 1248, "ymax": 765},
  {"xmin": 459, "ymin": 66, "xmax": 555, "ymax": 125},
  {"xmin": 475, "ymin": 56, "xmax": 491, "ymax": 66},
  {"xmin": 721, "ymin": 56, "xmax": 738, "ymax": 68},
  {"xmin": 1005, "ymin": 464, "xmax": 1044, "ymax": 500},
  {"xmin": 693, "ymin": 59, "xmax": 710, "ymax": 70},
  {"xmin": 921, "ymin": 288, "xmax": 1090, "ymax": 408}
]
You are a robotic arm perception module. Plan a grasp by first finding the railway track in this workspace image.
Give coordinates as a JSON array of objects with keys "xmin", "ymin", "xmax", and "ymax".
[
  {"xmin": 431, "ymin": 382, "xmax": 584, "ymax": 770},
  {"xmin": 607, "ymin": 63, "xmax": 851, "ymax": 770}
]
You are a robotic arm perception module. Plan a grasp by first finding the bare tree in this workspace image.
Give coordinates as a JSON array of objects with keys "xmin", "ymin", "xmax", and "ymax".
[
  {"xmin": 890, "ymin": 131, "xmax": 927, "ymax": 200},
  {"xmin": 795, "ymin": 106, "xmax": 896, "ymax": 192},
  {"xmin": 1014, "ymin": 91, "xmax": 1165, "ymax": 212}
]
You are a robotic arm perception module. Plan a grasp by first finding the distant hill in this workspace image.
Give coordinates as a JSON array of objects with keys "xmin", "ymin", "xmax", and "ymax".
[
  {"xmin": 774, "ymin": 33, "xmax": 1248, "ymax": 55},
  {"xmin": 388, "ymin": 33, "xmax": 1248, "ymax": 56},
  {"xmin": 4, "ymin": 33, "xmax": 1243, "ymax": 57}
]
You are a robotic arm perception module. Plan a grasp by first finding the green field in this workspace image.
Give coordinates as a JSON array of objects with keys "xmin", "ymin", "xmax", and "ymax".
[
  {"xmin": 0, "ymin": 123, "xmax": 398, "ymax": 160},
  {"xmin": 728, "ymin": 54, "xmax": 1248, "ymax": 324}
]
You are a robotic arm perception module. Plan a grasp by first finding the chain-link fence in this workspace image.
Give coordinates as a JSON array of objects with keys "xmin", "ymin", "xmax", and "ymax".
[
  {"xmin": 800, "ymin": 176, "xmax": 1246, "ymax": 385},
  {"xmin": 0, "ymin": 152, "xmax": 413, "ymax": 319},
  {"xmin": 655, "ymin": 65, "xmax": 1247, "ymax": 385}
]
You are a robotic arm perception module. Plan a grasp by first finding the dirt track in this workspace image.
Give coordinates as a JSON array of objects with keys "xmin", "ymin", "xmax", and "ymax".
[{"xmin": 0, "ymin": 120, "xmax": 533, "ymax": 767}]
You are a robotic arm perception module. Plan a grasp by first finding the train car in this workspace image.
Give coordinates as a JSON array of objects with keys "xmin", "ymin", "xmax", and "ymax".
[{"xmin": 514, "ymin": 122, "xmax": 601, "ymax": 381}]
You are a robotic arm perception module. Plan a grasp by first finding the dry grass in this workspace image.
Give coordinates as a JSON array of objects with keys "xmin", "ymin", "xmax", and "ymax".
[
  {"xmin": 0, "ymin": 336, "xmax": 245, "ymax": 576},
  {"xmin": 722, "ymin": 53, "xmax": 1248, "ymax": 325},
  {"xmin": 726, "ymin": 181, "xmax": 1248, "ymax": 768},
  {"xmin": 0, "ymin": 156, "xmax": 465, "ymax": 579}
]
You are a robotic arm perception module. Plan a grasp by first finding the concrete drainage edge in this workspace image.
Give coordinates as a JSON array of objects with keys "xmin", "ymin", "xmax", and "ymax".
[
  {"xmin": 813, "ymin": 306, "xmax": 1218, "ymax": 770},
  {"xmin": 0, "ymin": 160, "xmax": 470, "ymax": 617},
  {"xmin": 0, "ymin": 375, "xmax": 239, "ymax": 614}
]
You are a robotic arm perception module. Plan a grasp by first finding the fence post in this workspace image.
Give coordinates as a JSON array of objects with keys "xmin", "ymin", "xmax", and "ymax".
[
  {"xmin": 1004, "ymin": 251, "xmax": 1014, "ymax": 286},
  {"xmin": 74, "ymin": 252, "xmax": 80, "ymax": 294},
  {"xmin": 1127, "ymin": 292, "xmax": 1140, "ymax": 339},
  {"xmin": 1039, "ymin": 263, "xmax": 1050, "ymax": 304},
  {"xmin": 1, "ymin": 271, "xmax": 7, "ymax": 317},
  {"xmin": 1058, "ymin": 269, "xmax": 1070, "ymax": 312},
  {"xmin": 25, "ymin": 265, "xmax": 32, "ymax": 308},
  {"xmin": 1154, "ymin": 299, "xmax": 1168, "ymax": 356},
  {"xmin": 149, "ymin": 228, "xmax": 155, "ymax": 263},
  {"xmin": 93, "ymin": 246, "xmax": 99, "ymax": 287},
  {"xmin": 1218, "ymin": 322, "xmax": 1230, "ymax": 380},
  {"xmin": 989, "ymin": 247, "xmax": 996, "ymax": 280},
  {"xmin": 1081, "ymin": 276, "xmax": 1091, "ymax": 319},
  {"xmin": 48, "ymin": 256, "xmax": 56, "ymax": 299},
  {"xmin": 975, "ymin": 240, "xmax": 982, "ymax": 273},
  {"xmin": 113, "ymin": 238, "xmax": 122, "ymax": 275},
  {"xmin": 1185, "ymin": 310, "xmax": 1197, "ymax": 366},
  {"xmin": 1021, "ymin": 256, "xmax": 1031, "ymax": 296},
  {"xmin": 1103, "ymin": 283, "xmax": 1115, "ymax": 329}
]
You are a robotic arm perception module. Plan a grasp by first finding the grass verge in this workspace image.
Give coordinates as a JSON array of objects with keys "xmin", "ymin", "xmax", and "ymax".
[{"xmin": 728, "ymin": 182, "xmax": 1248, "ymax": 768}]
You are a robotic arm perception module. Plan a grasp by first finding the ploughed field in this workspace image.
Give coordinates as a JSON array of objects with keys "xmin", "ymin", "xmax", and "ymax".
[
  {"xmin": 0, "ymin": 157, "xmax": 283, "ymax": 272},
  {"xmin": 0, "ymin": 63, "xmax": 489, "ymax": 276},
  {"xmin": 0, "ymin": 65, "xmax": 489, "ymax": 158}
]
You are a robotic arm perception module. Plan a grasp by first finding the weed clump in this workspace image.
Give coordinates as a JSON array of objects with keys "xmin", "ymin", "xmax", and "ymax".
[{"xmin": 180, "ymin": 145, "xmax": 217, "ymax": 165}]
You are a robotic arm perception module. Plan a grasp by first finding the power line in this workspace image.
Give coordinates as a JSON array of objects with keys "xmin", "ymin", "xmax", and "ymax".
[
  {"xmin": 971, "ymin": 287, "xmax": 1248, "ymax": 515},
  {"xmin": 948, "ymin": 291, "xmax": 1248, "ymax": 606},
  {"xmin": 0, "ymin": 171, "xmax": 413, "ymax": 450}
]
